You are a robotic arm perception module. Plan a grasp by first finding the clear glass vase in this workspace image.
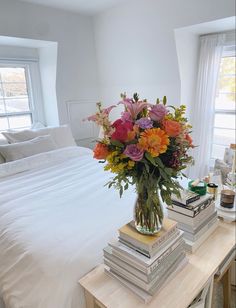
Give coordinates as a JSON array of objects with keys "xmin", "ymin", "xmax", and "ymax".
[{"xmin": 134, "ymin": 186, "xmax": 163, "ymax": 235}]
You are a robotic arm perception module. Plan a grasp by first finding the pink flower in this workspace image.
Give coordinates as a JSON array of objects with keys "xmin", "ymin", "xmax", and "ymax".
[
  {"xmin": 119, "ymin": 98, "xmax": 148, "ymax": 119},
  {"xmin": 121, "ymin": 111, "xmax": 132, "ymax": 122},
  {"xmin": 124, "ymin": 144, "xmax": 144, "ymax": 161},
  {"xmin": 149, "ymin": 104, "xmax": 168, "ymax": 121},
  {"xmin": 111, "ymin": 119, "xmax": 133, "ymax": 142}
]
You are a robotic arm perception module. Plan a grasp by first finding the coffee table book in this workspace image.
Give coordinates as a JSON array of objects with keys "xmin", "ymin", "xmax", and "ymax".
[
  {"xmin": 118, "ymin": 218, "xmax": 178, "ymax": 258},
  {"xmin": 104, "ymin": 256, "xmax": 188, "ymax": 303},
  {"xmin": 104, "ymin": 236, "xmax": 185, "ymax": 282}
]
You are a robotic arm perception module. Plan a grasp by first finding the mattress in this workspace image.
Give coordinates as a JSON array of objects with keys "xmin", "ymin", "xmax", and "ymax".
[{"xmin": 0, "ymin": 146, "xmax": 136, "ymax": 308}]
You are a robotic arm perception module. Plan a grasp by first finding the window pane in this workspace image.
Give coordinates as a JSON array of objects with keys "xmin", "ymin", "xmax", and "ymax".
[
  {"xmin": 211, "ymin": 144, "xmax": 226, "ymax": 160},
  {"xmin": 0, "ymin": 100, "xmax": 5, "ymax": 114},
  {"xmin": 3, "ymin": 83, "xmax": 27, "ymax": 97},
  {"xmin": 0, "ymin": 117, "xmax": 8, "ymax": 130},
  {"xmin": 0, "ymin": 67, "xmax": 26, "ymax": 83},
  {"xmin": 8, "ymin": 114, "xmax": 32, "ymax": 129},
  {"xmin": 214, "ymin": 113, "xmax": 235, "ymax": 129},
  {"xmin": 218, "ymin": 75, "xmax": 236, "ymax": 93},
  {"xmin": 5, "ymin": 97, "xmax": 30, "ymax": 113},
  {"xmin": 215, "ymin": 93, "xmax": 236, "ymax": 111},
  {"xmin": 213, "ymin": 128, "xmax": 235, "ymax": 146},
  {"xmin": 0, "ymin": 86, "xmax": 3, "ymax": 98},
  {"xmin": 219, "ymin": 57, "xmax": 236, "ymax": 75}
]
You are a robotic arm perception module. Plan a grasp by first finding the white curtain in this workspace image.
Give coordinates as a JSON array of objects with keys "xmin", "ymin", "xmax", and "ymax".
[{"xmin": 189, "ymin": 33, "xmax": 225, "ymax": 180}]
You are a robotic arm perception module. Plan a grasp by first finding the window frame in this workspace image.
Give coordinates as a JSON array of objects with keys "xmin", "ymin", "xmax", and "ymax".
[
  {"xmin": 0, "ymin": 58, "xmax": 44, "ymax": 131},
  {"xmin": 210, "ymin": 46, "xmax": 236, "ymax": 161}
]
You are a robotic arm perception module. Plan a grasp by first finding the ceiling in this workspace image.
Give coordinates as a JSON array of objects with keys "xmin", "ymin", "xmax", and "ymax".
[{"xmin": 16, "ymin": 0, "xmax": 126, "ymax": 15}]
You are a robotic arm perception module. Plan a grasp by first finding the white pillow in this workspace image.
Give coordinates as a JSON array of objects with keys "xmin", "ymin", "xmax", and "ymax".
[
  {"xmin": 2, "ymin": 125, "xmax": 76, "ymax": 148},
  {"xmin": 0, "ymin": 135, "xmax": 57, "ymax": 162}
]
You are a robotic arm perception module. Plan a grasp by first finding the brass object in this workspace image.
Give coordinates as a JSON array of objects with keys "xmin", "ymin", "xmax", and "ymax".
[{"xmin": 207, "ymin": 183, "xmax": 218, "ymax": 200}]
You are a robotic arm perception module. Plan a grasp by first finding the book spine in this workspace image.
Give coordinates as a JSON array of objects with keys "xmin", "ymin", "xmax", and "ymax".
[
  {"xmin": 186, "ymin": 194, "xmax": 201, "ymax": 205},
  {"xmin": 119, "ymin": 228, "xmax": 180, "ymax": 259},
  {"xmin": 151, "ymin": 225, "xmax": 177, "ymax": 250},
  {"xmin": 172, "ymin": 197, "xmax": 212, "ymax": 211},
  {"xmin": 149, "ymin": 239, "xmax": 185, "ymax": 273}
]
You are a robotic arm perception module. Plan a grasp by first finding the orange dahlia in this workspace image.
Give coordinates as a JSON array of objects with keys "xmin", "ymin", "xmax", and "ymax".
[{"xmin": 138, "ymin": 128, "xmax": 169, "ymax": 157}]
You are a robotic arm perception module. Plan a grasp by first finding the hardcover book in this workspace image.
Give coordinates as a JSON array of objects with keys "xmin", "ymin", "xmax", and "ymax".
[
  {"xmin": 171, "ymin": 190, "xmax": 200, "ymax": 205},
  {"xmin": 104, "ymin": 257, "xmax": 188, "ymax": 303},
  {"xmin": 184, "ymin": 220, "xmax": 218, "ymax": 253},
  {"xmin": 119, "ymin": 218, "xmax": 178, "ymax": 257},
  {"xmin": 104, "ymin": 239, "xmax": 185, "ymax": 282},
  {"xmin": 109, "ymin": 231, "xmax": 184, "ymax": 274},
  {"xmin": 171, "ymin": 193, "xmax": 213, "ymax": 210},
  {"xmin": 167, "ymin": 202, "xmax": 215, "ymax": 229}
]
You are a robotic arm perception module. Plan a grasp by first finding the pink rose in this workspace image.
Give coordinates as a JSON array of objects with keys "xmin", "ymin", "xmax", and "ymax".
[
  {"xmin": 111, "ymin": 119, "xmax": 133, "ymax": 143},
  {"xmin": 149, "ymin": 104, "xmax": 168, "ymax": 121},
  {"xmin": 123, "ymin": 144, "xmax": 144, "ymax": 161}
]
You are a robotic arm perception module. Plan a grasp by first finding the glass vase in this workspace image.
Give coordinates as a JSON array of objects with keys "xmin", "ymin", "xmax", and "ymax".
[{"xmin": 134, "ymin": 186, "xmax": 163, "ymax": 235}]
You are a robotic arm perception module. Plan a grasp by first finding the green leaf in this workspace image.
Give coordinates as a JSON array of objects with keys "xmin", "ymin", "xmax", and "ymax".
[
  {"xmin": 145, "ymin": 152, "xmax": 157, "ymax": 166},
  {"xmin": 155, "ymin": 157, "xmax": 165, "ymax": 169},
  {"xmin": 111, "ymin": 140, "xmax": 124, "ymax": 148}
]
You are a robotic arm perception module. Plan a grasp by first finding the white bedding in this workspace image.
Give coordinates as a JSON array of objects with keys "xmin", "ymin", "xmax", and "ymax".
[{"xmin": 0, "ymin": 147, "xmax": 136, "ymax": 308}]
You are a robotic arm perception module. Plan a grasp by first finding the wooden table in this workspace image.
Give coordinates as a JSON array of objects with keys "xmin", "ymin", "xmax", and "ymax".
[{"xmin": 79, "ymin": 221, "xmax": 235, "ymax": 308}]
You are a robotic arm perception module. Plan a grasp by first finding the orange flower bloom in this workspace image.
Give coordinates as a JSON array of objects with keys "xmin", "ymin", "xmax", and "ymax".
[
  {"xmin": 185, "ymin": 134, "xmax": 194, "ymax": 147},
  {"xmin": 138, "ymin": 128, "xmax": 169, "ymax": 157},
  {"xmin": 93, "ymin": 143, "xmax": 109, "ymax": 159},
  {"xmin": 163, "ymin": 119, "xmax": 182, "ymax": 137}
]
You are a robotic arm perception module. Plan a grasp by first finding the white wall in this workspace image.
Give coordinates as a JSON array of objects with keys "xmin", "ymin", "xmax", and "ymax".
[
  {"xmin": 38, "ymin": 43, "xmax": 59, "ymax": 125},
  {"xmin": 94, "ymin": 0, "xmax": 235, "ymax": 114},
  {"xmin": 0, "ymin": 0, "xmax": 100, "ymax": 126}
]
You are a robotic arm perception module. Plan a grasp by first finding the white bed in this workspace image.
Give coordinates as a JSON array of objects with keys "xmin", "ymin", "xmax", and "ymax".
[{"xmin": 0, "ymin": 146, "xmax": 136, "ymax": 308}]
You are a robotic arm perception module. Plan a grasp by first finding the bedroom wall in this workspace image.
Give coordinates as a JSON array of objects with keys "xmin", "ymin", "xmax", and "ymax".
[
  {"xmin": 93, "ymin": 0, "xmax": 235, "ymax": 114},
  {"xmin": 0, "ymin": 0, "xmax": 100, "ymax": 125}
]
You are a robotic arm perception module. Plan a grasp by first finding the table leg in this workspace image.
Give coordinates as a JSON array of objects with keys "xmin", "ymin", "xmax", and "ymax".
[
  {"xmin": 84, "ymin": 289, "xmax": 95, "ymax": 308},
  {"xmin": 222, "ymin": 268, "xmax": 231, "ymax": 308}
]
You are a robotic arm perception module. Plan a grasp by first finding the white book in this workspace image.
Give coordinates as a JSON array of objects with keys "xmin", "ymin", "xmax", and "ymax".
[
  {"xmin": 107, "ymin": 251, "xmax": 186, "ymax": 291},
  {"xmin": 183, "ymin": 214, "xmax": 217, "ymax": 242},
  {"xmin": 177, "ymin": 211, "xmax": 217, "ymax": 234},
  {"xmin": 104, "ymin": 257, "xmax": 188, "ymax": 303},
  {"xmin": 109, "ymin": 231, "xmax": 184, "ymax": 274},
  {"xmin": 184, "ymin": 220, "xmax": 218, "ymax": 253},
  {"xmin": 118, "ymin": 227, "xmax": 180, "ymax": 258},
  {"xmin": 171, "ymin": 193, "xmax": 212, "ymax": 208},
  {"xmin": 167, "ymin": 202, "xmax": 215, "ymax": 229},
  {"xmin": 104, "ymin": 240, "xmax": 185, "ymax": 283}
]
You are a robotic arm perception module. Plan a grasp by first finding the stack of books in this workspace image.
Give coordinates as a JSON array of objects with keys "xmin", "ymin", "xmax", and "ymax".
[
  {"xmin": 103, "ymin": 218, "xmax": 188, "ymax": 303},
  {"xmin": 167, "ymin": 191, "xmax": 218, "ymax": 253}
]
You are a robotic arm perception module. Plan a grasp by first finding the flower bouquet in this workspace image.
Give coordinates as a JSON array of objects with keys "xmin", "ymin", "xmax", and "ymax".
[{"xmin": 87, "ymin": 93, "xmax": 194, "ymax": 234}]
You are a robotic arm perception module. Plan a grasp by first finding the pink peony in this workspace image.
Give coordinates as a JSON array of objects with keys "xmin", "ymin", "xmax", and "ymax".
[
  {"xmin": 149, "ymin": 104, "xmax": 168, "ymax": 121},
  {"xmin": 123, "ymin": 144, "xmax": 144, "ymax": 161}
]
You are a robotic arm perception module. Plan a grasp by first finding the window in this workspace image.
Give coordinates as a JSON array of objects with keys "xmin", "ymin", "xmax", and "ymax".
[
  {"xmin": 211, "ymin": 49, "xmax": 236, "ymax": 160},
  {"xmin": 0, "ymin": 60, "xmax": 44, "ymax": 131}
]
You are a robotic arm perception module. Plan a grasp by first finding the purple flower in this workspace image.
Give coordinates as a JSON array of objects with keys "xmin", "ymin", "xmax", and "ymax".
[
  {"xmin": 123, "ymin": 144, "xmax": 144, "ymax": 161},
  {"xmin": 135, "ymin": 117, "xmax": 153, "ymax": 129},
  {"xmin": 149, "ymin": 104, "xmax": 168, "ymax": 121}
]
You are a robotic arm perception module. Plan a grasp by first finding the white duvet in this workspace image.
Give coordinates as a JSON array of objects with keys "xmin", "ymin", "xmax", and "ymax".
[{"xmin": 0, "ymin": 147, "xmax": 136, "ymax": 308}]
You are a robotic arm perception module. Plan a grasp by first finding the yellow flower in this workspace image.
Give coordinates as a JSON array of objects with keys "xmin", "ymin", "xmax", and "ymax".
[
  {"xmin": 138, "ymin": 128, "xmax": 169, "ymax": 157},
  {"xmin": 104, "ymin": 151, "xmax": 135, "ymax": 173}
]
